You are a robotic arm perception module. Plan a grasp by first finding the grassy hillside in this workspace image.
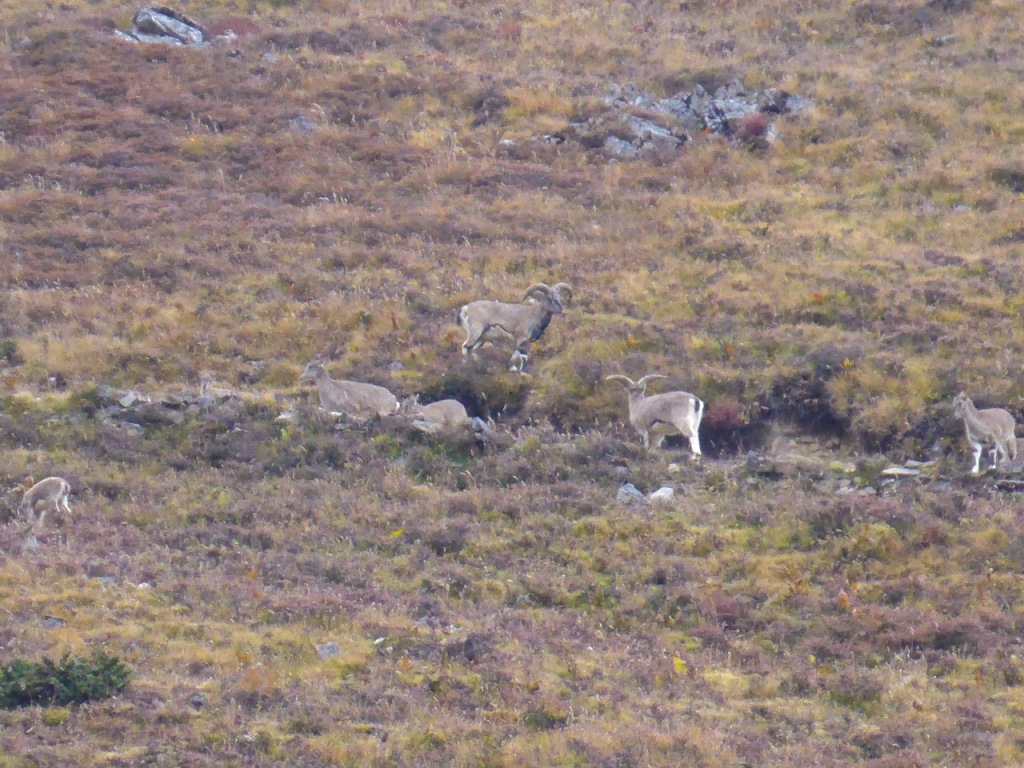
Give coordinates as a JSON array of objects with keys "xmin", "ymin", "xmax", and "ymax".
[{"xmin": 3, "ymin": 0, "xmax": 1024, "ymax": 765}]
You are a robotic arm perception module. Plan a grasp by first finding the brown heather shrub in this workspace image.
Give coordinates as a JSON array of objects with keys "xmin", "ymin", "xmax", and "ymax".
[{"xmin": 735, "ymin": 111, "xmax": 771, "ymax": 143}]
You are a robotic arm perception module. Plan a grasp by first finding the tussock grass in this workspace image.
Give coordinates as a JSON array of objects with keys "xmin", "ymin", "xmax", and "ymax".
[{"xmin": 3, "ymin": 0, "xmax": 1024, "ymax": 764}]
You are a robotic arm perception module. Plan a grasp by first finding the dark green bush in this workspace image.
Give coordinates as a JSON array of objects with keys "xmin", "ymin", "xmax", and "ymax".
[{"xmin": 0, "ymin": 651, "xmax": 132, "ymax": 709}]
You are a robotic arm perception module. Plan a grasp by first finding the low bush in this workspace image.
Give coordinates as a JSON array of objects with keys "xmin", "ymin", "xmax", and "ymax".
[{"xmin": 0, "ymin": 651, "xmax": 132, "ymax": 709}]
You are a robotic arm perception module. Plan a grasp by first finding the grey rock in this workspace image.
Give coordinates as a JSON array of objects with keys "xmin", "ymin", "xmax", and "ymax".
[
  {"xmin": 189, "ymin": 692, "xmax": 207, "ymax": 709},
  {"xmin": 617, "ymin": 483, "xmax": 647, "ymax": 507},
  {"xmin": 784, "ymin": 94, "xmax": 814, "ymax": 113},
  {"xmin": 604, "ymin": 79, "xmax": 812, "ymax": 146},
  {"xmin": 623, "ymin": 116, "xmax": 684, "ymax": 156},
  {"xmin": 195, "ymin": 394, "xmax": 218, "ymax": 409},
  {"xmin": 649, "ymin": 486, "xmax": 675, "ymax": 503},
  {"xmin": 118, "ymin": 5, "xmax": 209, "ymax": 47},
  {"xmin": 95, "ymin": 385, "xmax": 126, "ymax": 404},
  {"xmin": 315, "ymin": 641, "xmax": 342, "ymax": 659},
  {"xmin": 42, "ymin": 616, "xmax": 65, "ymax": 630},
  {"xmin": 121, "ymin": 422, "xmax": 146, "ymax": 437},
  {"xmin": 133, "ymin": 6, "xmax": 208, "ymax": 46},
  {"xmin": 881, "ymin": 467, "xmax": 921, "ymax": 477},
  {"xmin": 128, "ymin": 403, "xmax": 186, "ymax": 426},
  {"xmin": 118, "ymin": 391, "xmax": 143, "ymax": 408},
  {"xmin": 290, "ymin": 115, "xmax": 316, "ymax": 134},
  {"xmin": 604, "ymin": 136, "xmax": 640, "ymax": 159}
]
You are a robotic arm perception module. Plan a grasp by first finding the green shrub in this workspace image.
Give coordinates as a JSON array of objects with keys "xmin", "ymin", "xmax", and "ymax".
[{"xmin": 0, "ymin": 651, "xmax": 132, "ymax": 709}]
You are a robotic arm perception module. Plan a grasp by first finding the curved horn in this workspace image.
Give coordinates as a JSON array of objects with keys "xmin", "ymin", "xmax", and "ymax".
[
  {"xmin": 523, "ymin": 283, "xmax": 552, "ymax": 301},
  {"xmin": 551, "ymin": 283, "xmax": 573, "ymax": 304},
  {"xmin": 636, "ymin": 374, "xmax": 668, "ymax": 387},
  {"xmin": 605, "ymin": 374, "xmax": 636, "ymax": 386}
]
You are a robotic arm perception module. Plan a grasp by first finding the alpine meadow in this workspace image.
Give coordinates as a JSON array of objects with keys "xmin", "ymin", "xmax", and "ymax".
[{"xmin": 4, "ymin": 0, "xmax": 1024, "ymax": 766}]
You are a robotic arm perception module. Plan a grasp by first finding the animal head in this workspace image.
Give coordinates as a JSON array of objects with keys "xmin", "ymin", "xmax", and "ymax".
[
  {"xmin": 398, "ymin": 395, "xmax": 421, "ymax": 415},
  {"xmin": 953, "ymin": 391, "xmax": 970, "ymax": 417},
  {"xmin": 523, "ymin": 282, "xmax": 573, "ymax": 314},
  {"xmin": 299, "ymin": 358, "xmax": 326, "ymax": 384}
]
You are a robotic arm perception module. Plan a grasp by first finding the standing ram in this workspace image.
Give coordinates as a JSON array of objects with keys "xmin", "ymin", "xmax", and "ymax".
[{"xmin": 458, "ymin": 282, "xmax": 572, "ymax": 373}]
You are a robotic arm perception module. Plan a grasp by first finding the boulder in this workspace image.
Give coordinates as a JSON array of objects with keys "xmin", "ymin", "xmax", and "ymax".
[
  {"xmin": 118, "ymin": 5, "xmax": 209, "ymax": 46},
  {"xmin": 649, "ymin": 487, "xmax": 675, "ymax": 503},
  {"xmin": 617, "ymin": 483, "xmax": 648, "ymax": 507}
]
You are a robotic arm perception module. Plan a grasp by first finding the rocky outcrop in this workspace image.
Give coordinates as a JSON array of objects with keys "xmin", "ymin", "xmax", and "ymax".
[
  {"xmin": 537, "ymin": 79, "xmax": 813, "ymax": 159},
  {"xmin": 116, "ymin": 6, "xmax": 210, "ymax": 46}
]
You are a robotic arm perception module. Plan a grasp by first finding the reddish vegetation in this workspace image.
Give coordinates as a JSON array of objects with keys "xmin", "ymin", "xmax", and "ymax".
[{"xmin": 2, "ymin": 0, "xmax": 1024, "ymax": 765}]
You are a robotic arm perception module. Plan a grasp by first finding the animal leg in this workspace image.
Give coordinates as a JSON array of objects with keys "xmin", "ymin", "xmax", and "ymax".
[
  {"xmin": 996, "ymin": 441, "xmax": 1011, "ymax": 467},
  {"xmin": 971, "ymin": 441, "xmax": 983, "ymax": 474},
  {"xmin": 688, "ymin": 432, "xmax": 701, "ymax": 458},
  {"xmin": 61, "ymin": 495, "xmax": 72, "ymax": 515},
  {"xmin": 510, "ymin": 349, "xmax": 529, "ymax": 373}
]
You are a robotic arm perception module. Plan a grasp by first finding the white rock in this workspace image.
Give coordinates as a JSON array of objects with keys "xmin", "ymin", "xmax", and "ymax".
[{"xmin": 649, "ymin": 487, "xmax": 675, "ymax": 503}]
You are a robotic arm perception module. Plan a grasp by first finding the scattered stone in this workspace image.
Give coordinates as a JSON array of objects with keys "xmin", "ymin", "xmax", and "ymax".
[
  {"xmin": 132, "ymin": 403, "xmax": 186, "ymax": 426},
  {"xmin": 649, "ymin": 487, "xmax": 675, "ymax": 503},
  {"xmin": 42, "ymin": 616, "xmax": 65, "ymax": 630},
  {"xmin": 881, "ymin": 466, "xmax": 922, "ymax": 477},
  {"xmin": 160, "ymin": 394, "xmax": 187, "ymax": 409},
  {"xmin": 617, "ymin": 483, "xmax": 647, "ymax": 507},
  {"xmin": 189, "ymin": 692, "xmax": 207, "ymax": 709},
  {"xmin": 120, "ymin": 423, "xmax": 145, "ymax": 438},
  {"xmin": 413, "ymin": 615, "xmax": 445, "ymax": 631},
  {"xmin": 90, "ymin": 575, "xmax": 118, "ymax": 587},
  {"xmin": 829, "ymin": 461, "xmax": 857, "ymax": 474},
  {"xmin": 315, "ymin": 641, "xmax": 341, "ymax": 659},
  {"xmin": 118, "ymin": 391, "xmax": 144, "ymax": 408},
  {"xmin": 289, "ymin": 115, "xmax": 316, "ymax": 135},
  {"xmin": 604, "ymin": 136, "xmax": 640, "ymax": 159},
  {"xmin": 746, "ymin": 451, "xmax": 829, "ymax": 478},
  {"xmin": 95, "ymin": 385, "xmax": 125, "ymax": 405},
  {"xmin": 443, "ymin": 634, "xmax": 488, "ymax": 663}
]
